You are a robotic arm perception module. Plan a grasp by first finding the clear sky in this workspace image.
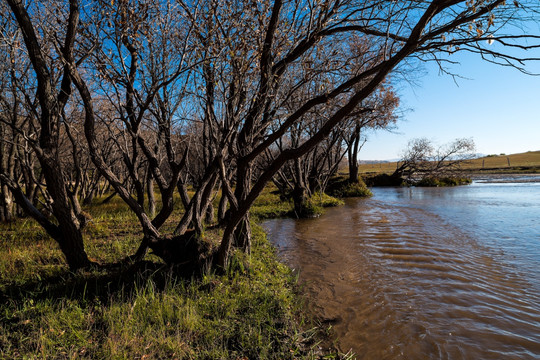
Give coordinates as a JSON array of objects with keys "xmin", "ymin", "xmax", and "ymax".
[{"xmin": 359, "ymin": 48, "xmax": 540, "ymax": 161}]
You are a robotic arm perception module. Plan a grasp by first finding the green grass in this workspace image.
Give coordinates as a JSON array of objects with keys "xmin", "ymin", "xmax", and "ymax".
[
  {"xmin": 297, "ymin": 192, "xmax": 345, "ymax": 218},
  {"xmin": 251, "ymin": 185, "xmax": 344, "ymax": 220},
  {"xmin": 311, "ymin": 192, "xmax": 345, "ymax": 208},
  {"xmin": 327, "ymin": 177, "xmax": 373, "ymax": 198},
  {"xmin": 415, "ymin": 177, "xmax": 473, "ymax": 187},
  {"xmin": 251, "ymin": 187, "xmax": 294, "ymax": 220},
  {"xmin": 0, "ymin": 194, "xmax": 347, "ymax": 359}
]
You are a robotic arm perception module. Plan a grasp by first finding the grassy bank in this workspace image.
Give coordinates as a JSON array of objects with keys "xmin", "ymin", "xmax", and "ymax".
[
  {"xmin": 0, "ymin": 194, "xmax": 348, "ymax": 359},
  {"xmin": 250, "ymin": 185, "xmax": 346, "ymax": 220},
  {"xmin": 357, "ymin": 150, "xmax": 540, "ymax": 175}
]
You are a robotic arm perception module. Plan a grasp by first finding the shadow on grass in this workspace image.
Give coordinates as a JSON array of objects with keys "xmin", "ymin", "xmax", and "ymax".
[{"xmin": 0, "ymin": 260, "xmax": 201, "ymax": 307}]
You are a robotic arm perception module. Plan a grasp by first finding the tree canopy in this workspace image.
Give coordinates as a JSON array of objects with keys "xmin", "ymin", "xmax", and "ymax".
[{"xmin": 2, "ymin": 0, "xmax": 540, "ymax": 270}]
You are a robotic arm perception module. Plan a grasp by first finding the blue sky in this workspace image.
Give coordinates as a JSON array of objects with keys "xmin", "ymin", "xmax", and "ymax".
[{"xmin": 359, "ymin": 49, "xmax": 540, "ymax": 161}]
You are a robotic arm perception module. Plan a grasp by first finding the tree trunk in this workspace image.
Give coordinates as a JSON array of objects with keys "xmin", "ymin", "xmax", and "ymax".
[
  {"xmin": 6, "ymin": 0, "xmax": 91, "ymax": 270},
  {"xmin": 174, "ymin": 171, "xmax": 216, "ymax": 235},
  {"xmin": 234, "ymin": 216, "xmax": 251, "ymax": 253},
  {"xmin": 82, "ymin": 173, "xmax": 100, "ymax": 205},
  {"xmin": 217, "ymin": 187, "xmax": 228, "ymax": 224},
  {"xmin": 232, "ymin": 162, "xmax": 252, "ymax": 253},
  {"xmin": 147, "ymin": 172, "xmax": 156, "ymax": 217},
  {"xmin": 0, "ymin": 124, "xmax": 16, "ymax": 221},
  {"xmin": 0, "ymin": 186, "xmax": 14, "ymax": 222},
  {"xmin": 177, "ymin": 182, "xmax": 190, "ymax": 210},
  {"xmin": 348, "ymin": 158, "xmax": 359, "ymax": 184},
  {"xmin": 292, "ymin": 183, "xmax": 308, "ymax": 218},
  {"xmin": 200, "ymin": 173, "xmax": 218, "ymax": 225},
  {"xmin": 348, "ymin": 129, "xmax": 360, "ymax": 184},
  {"xmin": 0, "ymin": 181, "xmax": 14, "ymax": 222},
  {"xmin": 40, "ymin": 155, "xmax": 91, "ymax": 270},
  {"xmin": 205, "ymin": 201, "xmax": 215, "ymax": 224},
  {"xmin": 82, "ymin": 189, "xmax": 95, "ymax": 205},
  {"xmin": 292, "ymin": 157, "xmax": 310, "ymax": 218}
]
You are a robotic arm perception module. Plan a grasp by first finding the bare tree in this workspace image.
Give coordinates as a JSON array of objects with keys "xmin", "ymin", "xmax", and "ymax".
[
  {"xmin": 5, "ymin": 0, "xmax": 540, "ymax": 272},
  {"xmin": 210, "ymin": 0, "xmax": 540, "ymax": 268},
  {"xmin": 2, "ymin": 0, "xmax": 94, "ymax": 269},
  {"xmin": 83, "ymin": 0, "xmax": 197, "ymax": 260},
  {"xmin": 394, "ymin": 137, "xmax": 477, "ymax": 181},
  {"xmin": 343, "ymin": 83, "xmax": 400, "ymax": 184}
]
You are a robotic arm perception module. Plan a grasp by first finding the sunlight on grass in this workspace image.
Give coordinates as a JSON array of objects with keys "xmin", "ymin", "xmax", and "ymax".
[{"xmin": 0, "ymin": 192, "xmax": 344, "ymax": 359}]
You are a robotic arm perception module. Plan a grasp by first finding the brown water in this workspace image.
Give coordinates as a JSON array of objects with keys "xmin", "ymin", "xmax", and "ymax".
[{"xmin": 263, "ymin": 179, "xmax": 540, "ymax": 359}]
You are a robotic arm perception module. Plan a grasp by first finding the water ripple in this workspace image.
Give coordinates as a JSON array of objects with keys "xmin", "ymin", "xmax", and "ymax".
[{"xmin": 264, "ymin": 183, "xmax": 540, "ymax": 359}]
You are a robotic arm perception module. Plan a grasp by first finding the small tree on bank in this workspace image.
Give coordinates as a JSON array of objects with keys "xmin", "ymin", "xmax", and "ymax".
[{"xmin": 394, "ymin": 137, "xmax": 477, "ymax": 182}]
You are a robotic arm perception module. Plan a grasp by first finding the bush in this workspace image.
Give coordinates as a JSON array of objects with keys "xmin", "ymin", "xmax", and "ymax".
[
  {"xmin": 336, "ymin": 182, "xmax": 372, "ymax": 197},
  {"xmin": 327, "ymin": 176, "xmax": 373, "ymax": 197},
  {"xmin": 363, "ymin": 173, "xmax": 404, "ymax": 187},
  {"xmin": 294, "ymin": 198, "xmax": 324, "ymax": 218},
  {"xmin": 311, "ymin": 192, "xmax": 344, "ymax": 207}
]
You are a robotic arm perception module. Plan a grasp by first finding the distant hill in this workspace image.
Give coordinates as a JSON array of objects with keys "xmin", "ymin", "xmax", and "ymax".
[
  {"xmin": 465, "ymin": 150, "xmax": 540, "ymax": 170},
  {"xmin": 357, "ymin": 150, "xmax": 540, "ymax": 174},
  {"xmin": 358, "ymin": 159, "xmax": 399, "ymax": 164}
]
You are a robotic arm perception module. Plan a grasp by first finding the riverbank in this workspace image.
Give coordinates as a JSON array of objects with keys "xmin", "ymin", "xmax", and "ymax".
[
  {"xmin": 356, "ymin": 150, "xmax": 540, "ymax": 175},
  {"xmin": 0, "ymin": 193, "xmax": 350, "ymax": 359}
]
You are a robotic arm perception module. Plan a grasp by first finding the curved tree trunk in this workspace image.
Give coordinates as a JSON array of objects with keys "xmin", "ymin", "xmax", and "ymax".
[
  {"xmin": 40, "ymin": 155, "xmax": 91, "ymax": 270},
  {"xmin": 6, "ymin": 0, "xmax": 91, "ymax": 270},
  {"xmin": 146, "ymin": 172, "xmax": 156, "ymax": 217},
  {"xmin": 217, "ymin": 187, "xmax": 228, "ymax": 224},
  {"xmin": 232, "ymin": 162, "xmax": 252, "ymax": 253},
  {"xmin": 348, "ymin": 126, "xmax": 361, "ymax": 184}
]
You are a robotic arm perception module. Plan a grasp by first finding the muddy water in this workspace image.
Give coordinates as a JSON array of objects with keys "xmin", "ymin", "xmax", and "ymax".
[{"xmin": 263, "ymin": 178, "xmax": 540, "ymax": 359}]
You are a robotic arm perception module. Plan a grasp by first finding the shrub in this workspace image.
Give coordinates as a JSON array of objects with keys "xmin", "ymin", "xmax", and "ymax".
[
  {"xmin": 292, "ymin": 198, "xmax": 324, "ymax": 218},
  {"xmin": 311, "ymin": 192, "xmax": 344, "ymax": 207},
  {"xmin": 327, "ymin": 176, "xmax": 373, "ymax": 197},
  {"xmin": 363, "ymin": 173, "xmax": 404, "ymax": 187},
  {"xmin": 336, "ymin": 182, "xmax": 372, "ymax": 197},
  {"xmin": 415, "ymin": 176, "xmax": 472, "ymax": 187}
]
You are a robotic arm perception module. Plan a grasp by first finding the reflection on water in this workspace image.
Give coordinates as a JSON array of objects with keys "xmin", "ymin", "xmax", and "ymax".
[{"xmin": 263, "ymin": 178, "xmax": 540, "ymax": 359}]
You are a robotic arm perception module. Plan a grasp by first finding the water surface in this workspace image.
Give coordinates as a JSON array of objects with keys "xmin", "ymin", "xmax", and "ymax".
[{"xmin": 263, "ymin": 177, "xmax": 540, "ymax": 359}]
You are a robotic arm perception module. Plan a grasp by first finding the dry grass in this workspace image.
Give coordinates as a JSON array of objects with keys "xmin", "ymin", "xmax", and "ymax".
[
  {"xmin": 357, "ymin": 150, "xmax": 540, "ymax": 175},
  {"xmin": 465, "ymin": 150, "xmax": 540, "ymax": 169}
]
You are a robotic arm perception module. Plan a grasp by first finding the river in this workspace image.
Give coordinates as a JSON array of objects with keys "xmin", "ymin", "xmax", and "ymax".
[{"xmin": 263, "ymin": 176, "xmax": 540, "ymax": 359}]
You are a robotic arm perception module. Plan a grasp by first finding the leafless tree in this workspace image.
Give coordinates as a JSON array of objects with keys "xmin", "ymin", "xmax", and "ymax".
[
  {"xmin": 208, "ymin": 0, "xmax": 540, "ymax": 268},
  {"xmin": 2, "ymin": 0, "xmax": 96, "ymax": 269},
  {"xmin": 5, "ymin": 0, "xmax": 540, "ymax": 272},
  {"xmin": 343, "ymin": 83, "xmax": 400, "ymax": 184},
  {"xmin": 395, "ymin": 137, "xmax": 477, "ymax": 181}
]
